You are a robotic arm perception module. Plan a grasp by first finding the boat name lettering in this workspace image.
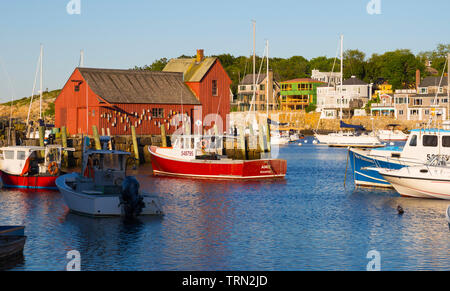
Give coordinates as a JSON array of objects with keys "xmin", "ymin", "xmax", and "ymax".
[
  {"xmin": 427, "ymin": 154, "xmax": 450, "ymax": 162},
  {"xmin": 181, "ymin": 151, "xmax": 194, "ymax": 157}
]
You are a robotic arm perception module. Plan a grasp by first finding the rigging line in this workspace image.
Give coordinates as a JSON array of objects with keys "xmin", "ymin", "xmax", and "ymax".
[
  {"xmin": 26, "ymin": 52, "xmax": 41, "ymax": 127},
  {"xmin": 428, "ymin": 57, "xmax": 448, "ymax": 126},
  {"xmin": 328, "ymin": 38, "xmax": 340, "ymax": 87}
]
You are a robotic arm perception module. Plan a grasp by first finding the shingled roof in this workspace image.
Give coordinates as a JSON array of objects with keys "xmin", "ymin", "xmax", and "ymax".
[
  {"xmin": 420, "ymin": 76, "xmax": 449, "ymax": 88},
  {"xmin": 77, "ymin": 68, "xmax": 201, "ymax": 105},
  {"xmin": 240, "ymin": 74, "xmax": 266, "ymax": 85},
  {"xmin": 163, "ymin": 57, "xmax": 218, "ymax": 82}
]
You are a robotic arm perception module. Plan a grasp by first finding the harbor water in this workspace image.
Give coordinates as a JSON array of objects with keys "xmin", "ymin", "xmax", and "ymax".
[{"xmin": 1, "ymin": 137, "xmax": 449, "ymax": 271}]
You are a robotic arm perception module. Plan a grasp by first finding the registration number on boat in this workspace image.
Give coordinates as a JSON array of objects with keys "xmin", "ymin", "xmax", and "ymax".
[{"xmin": 181, "ymin": 151, "xmax": 194, "ymax": 157}]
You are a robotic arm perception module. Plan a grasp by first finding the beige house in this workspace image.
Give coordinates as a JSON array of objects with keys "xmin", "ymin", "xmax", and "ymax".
[
  {"xmin": 235, "ymin": 71, "xmax": 280, "ymax": 112},
  {"xmin": 370, "ymin": 76, "xmax": 450, "ymax": 121}
]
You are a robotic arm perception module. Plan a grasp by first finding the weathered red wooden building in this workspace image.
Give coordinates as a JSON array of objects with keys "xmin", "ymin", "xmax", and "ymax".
[{"xmin": 55, "ymin": 50, "xmax": 231, "ymax": 136}]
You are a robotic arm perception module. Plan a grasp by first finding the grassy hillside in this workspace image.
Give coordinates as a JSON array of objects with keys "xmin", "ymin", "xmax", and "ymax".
[{"xmin": 0, "ymin": 89, "xmax": 61, "ymax": 122}]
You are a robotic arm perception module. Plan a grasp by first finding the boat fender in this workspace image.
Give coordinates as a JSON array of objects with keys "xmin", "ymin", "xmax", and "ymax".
[
  {"xmin": 119, "ymin": 176, "xmax": 145, "ymax": 219},
  {"xmin": 20, "ymin": 157, "xmax": 31, "ymax": 176},
  {"xmin": 200, "ymin": 139, "xmax": 209, "ymax": 150}
]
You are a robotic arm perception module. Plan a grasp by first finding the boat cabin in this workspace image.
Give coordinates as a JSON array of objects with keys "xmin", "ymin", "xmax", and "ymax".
[
  {"xmin": 0, "ymin": 145, "xmax": 66, "ymax": 176},
  {"xmin": 76, "ymin": 150, "xmax": 132, "ymax": 194}
]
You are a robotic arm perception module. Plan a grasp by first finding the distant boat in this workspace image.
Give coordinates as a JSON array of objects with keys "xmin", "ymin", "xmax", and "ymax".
[
  {"xmin": 378, "ymin": 156, "xmax": 450, "ymax": 200},
  {"xmin": 314, "ymin": 121, "xmax": 383, "ymax": 147},
  {"xmin": 376, "ymin": 124, "xmax": 409, "ymax": 142},
  {"xmin": 0, "ymin": 226, "xmax": 26, "ymax": 260},
  {"xmin": 149, "ymin": 135, "xmax": 287, "ymax": 180},
  {"xmin": 56, "ymin": 138, "xmax": 163, "ymax": 217}
]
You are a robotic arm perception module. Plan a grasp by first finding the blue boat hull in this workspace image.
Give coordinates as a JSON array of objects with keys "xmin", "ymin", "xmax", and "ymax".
[{"xmin": 349, "ymin": 149, "xmax": 405, "ymax": 187}]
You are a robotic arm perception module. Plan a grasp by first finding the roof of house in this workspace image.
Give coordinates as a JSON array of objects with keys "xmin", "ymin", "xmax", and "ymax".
[
  {"xmin": 163, "ymin": 57, "xmax": 218, "ymax": 82},
  {"xmin": 410, "ymin": 93, "xmax": 448, "ymax": 98},
  {"xmin": 342, "ymin": 77, "xmax": 368, "ymax": 86},
  {"xmin": 420, "ymin": 76, "xmax": 449, "ymax": 88},
  {"xmin": 281, "ymin": 78, "xmax": 325, "ymax": 84},
  {"xmin": 240, "ymin": 74, "xmax": 266, "ymax": 85},
  {"xmin": 77, "ymin": 68, "xmax": 201, "ymax": 105}
]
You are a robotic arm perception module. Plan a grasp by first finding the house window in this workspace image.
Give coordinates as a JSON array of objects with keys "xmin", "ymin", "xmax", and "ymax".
[
  {"xmin": 399, "ymin": 110, "xmax": 404, "ymax": 115},
  {"xmin": 239, "ymin": 86, "xmax": 246, "ymax": 91},
  {"xmin": 152, "ymin": 108, "xmax": 164, "ymax": 118},
  {"xmin": 74, "ymin": 85, "xmax": 80, "ymax": 92},
  {"xmin": 212, "ymin": 80, "xmax": 218, "ymax": 96},
  {"xmin": 260, "ymin": 85, "xmax": 265, "ymax": 91},
  {"xmin": 420, "ymin": 88, "xmax": 428, "ymax": 94},
  {"xmin": 414, "ymin": 99, "xmax": 422, "ymax": 106}
]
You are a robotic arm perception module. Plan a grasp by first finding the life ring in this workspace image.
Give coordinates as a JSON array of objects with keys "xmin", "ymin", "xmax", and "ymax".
[{"xmin": 47, "ymin": 161, "xmax": 59, "ymax": 176}]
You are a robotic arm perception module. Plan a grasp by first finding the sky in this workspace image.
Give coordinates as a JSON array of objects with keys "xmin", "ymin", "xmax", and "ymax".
[{"xmin": 0, "ymin": 0, "xmax": 449, "ymax": 102}]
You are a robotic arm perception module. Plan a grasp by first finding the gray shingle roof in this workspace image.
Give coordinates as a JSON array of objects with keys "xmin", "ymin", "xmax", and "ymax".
[
  {"xmin": 78, "ymin": 68, "xmax": 201, "ymax": 105},
  {"xmin": 420, "ymin": 76, "xmax": 448, "ymax": 88},
  {"xmin": 342, "ymin": 77, "xmax": 368, "ymax": 86},
  {"xmin": 240, "ymin": 74, "xmax": 266, "ymax": 85}
]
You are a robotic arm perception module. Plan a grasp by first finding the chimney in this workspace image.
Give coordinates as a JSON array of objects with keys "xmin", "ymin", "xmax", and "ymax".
[
  {"xmin": 416, "ymin": 69, "xmax": 421, "ymax": 91},
  {"xmin": 196, "ymin": 49, "xmax": 204, "ymax": 63}
]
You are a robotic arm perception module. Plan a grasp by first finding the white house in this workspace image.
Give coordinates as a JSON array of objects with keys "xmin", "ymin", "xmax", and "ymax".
[
  {"xmin": 317, "ymin": 76, "xmax": 372, "ymax": 119},
  {"xmin": 311, "ymin": 69, "xmax": 342, "ymax": 86}
]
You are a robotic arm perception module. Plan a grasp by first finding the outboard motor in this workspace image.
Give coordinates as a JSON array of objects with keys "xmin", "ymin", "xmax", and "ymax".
[{"xmin": 120, "ymin": 176, "xmax": 145, "ymax": 219}]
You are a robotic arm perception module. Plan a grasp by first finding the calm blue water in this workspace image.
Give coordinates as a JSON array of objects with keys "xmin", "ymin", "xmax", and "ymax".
[{"xmin": 1, "ymin": 137, "xmax": 449, "ymax": 271}]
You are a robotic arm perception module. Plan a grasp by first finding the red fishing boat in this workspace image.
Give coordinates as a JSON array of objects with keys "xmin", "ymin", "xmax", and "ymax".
[
  {"xmin": 0, "ymin": 145, "xmax": 70, "ymax": 190},
  {"xmin": 148, "ymin": 136, "xmax": 287, "ymax": 180}
]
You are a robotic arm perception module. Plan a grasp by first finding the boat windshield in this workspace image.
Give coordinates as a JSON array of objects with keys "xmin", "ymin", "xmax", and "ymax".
[{"xmin": 91, "ymin": 153, "xmax": 125, "ymax": 171}]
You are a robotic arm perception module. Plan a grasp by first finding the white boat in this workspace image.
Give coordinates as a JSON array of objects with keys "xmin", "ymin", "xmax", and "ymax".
[
  {"xmin": 350, "ymin": 128, "xmax": 450, "ymax": 187},
  {"xmin": 270, "ymin": 133, "xmax": 290, "ymax": 145},
  {"xmin": 376, "ymin": 124, "xmax": 409, "ymax": 142},
  {"xmin": 315, "ymin": 121, "xmax": 382, "ymax": 147},
  {"xmin": 378, "ymin": 156, "xmax": 450, "ymax": 200},
  {"xmin": 56, "ymin": 139, "xmax": 163, "ymax": 217}
]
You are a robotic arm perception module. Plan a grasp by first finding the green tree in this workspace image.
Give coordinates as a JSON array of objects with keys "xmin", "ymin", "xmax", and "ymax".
[{"xmin": 344, "ymin": 49, "xmax": 366, "ymax": 80}]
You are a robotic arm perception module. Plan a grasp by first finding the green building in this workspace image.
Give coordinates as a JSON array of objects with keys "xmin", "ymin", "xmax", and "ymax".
[{"xmin": 280, "ymin": 78, "xmax": 324, "ymax": 111}]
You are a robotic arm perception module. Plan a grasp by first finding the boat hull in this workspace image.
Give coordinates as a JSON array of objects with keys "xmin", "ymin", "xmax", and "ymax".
[
  {"xmin": 348, "ymin": 148, "xmax": 426, "ymax": 188},
  {"xmin": 149, "ymin": 146, "xmax": 287, "ymax": 180},
  {"xmin": 0, "ymin": 236, "xmax": 26, "ymax": 260},
  {"xmin": 56, "ymin": 173, "xmax": 163, "ymax": 217},
  {"xmin": 380, "ymin": 173, "xmax": 450, "ymax": 199},
  {"xmin": 0, "ymin": 171, "xmax": 57, "ymax": 190}
]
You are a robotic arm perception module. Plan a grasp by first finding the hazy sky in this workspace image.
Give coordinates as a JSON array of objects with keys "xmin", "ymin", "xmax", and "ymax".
[{"xmin": 0, "ymin": 0, "xmax": 449, "ymax": 102}]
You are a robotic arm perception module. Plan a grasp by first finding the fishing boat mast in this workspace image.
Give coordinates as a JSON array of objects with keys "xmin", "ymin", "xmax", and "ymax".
[
  {"xmin": 266, "ymin": 39, "xmax": 269, "ymax": 117},
  {"xmin": 252, "ymin": 20, "xmax": 256, "ymax": 113},
  {"xmin": 39, "ymin": 44, "xmax": 43, "ymax": 121},
  {"xmin": 339, "ymin": 35, "xmax": 344, "ymax": 120},
  {"xmin": 448, "ymin": 53, "xmax": 449, "ymax": 120}
]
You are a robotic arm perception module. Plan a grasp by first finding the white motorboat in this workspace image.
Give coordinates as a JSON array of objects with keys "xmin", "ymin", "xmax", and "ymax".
[
  {"xmin": 378, "ymin": 156, "xmax": 450, "ymax": 200},
  {"xmin": 314, "ymin": 121, "xmax": 382, "ymax": 147},
  {"xmin": 376, "ymin": 124, "xmax": 409, "ymax": 142},
  {"xmin": 56, "ymin": 138, "xmax": 163, "ymax": 217},
  {"xmin": 270, "ymin": 133, "xmax": 290, "ymax": 145}
]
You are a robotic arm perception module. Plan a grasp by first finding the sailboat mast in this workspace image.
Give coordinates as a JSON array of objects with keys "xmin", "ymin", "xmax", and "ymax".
[
  {"xmin": 340, "ymin": 35, "xmax": 344, "ymax": 120},
  {"xmin": 266, "ymin": 40, "xmax": 269, "ymax": 117},
  {"xmin": 252, "ymin": 20, "xmax": 256, "ymax": 113},
  {"xmin": 39, "ymin": 44, "xmax": 43, "ymax": 121}
]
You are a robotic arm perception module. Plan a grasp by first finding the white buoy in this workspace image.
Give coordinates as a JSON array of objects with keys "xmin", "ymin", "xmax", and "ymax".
[
  {"xmin": 304, "ymin": 140, "xmax": 308, "ymax": 144},
  {"xmin": 390, "ymin": 142, "xmax": 395, "ymax": 146},
  {"xmin": 298, "ymin": 143, "xmax": 303, "ymax": 147},
  {"xmin": 313, "ymin": 140, "xmax": 318, "ymax": 144}
]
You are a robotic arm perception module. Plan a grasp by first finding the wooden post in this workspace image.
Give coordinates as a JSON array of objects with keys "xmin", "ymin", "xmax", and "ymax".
[
  {"xmin": 106, "ymin": 128, "xmax": 112, "ymax": 150},
  {"xmin": 38, "ymin": 126, "xmax": 45, "ymax": 147},
  {"xmin": 131, "ymin": 126, "xmax": 140, "ymax": 165},
  {"xmin": 61, "ymin": 126, "xmax": 68, "ymax": 168},
  {"xmin": 92, "ymin": 125, "xmax": 102, "ymax": 150},
  {"xmin": 259, "ymin": 124, "xmax": 266, "ymax": 152},
  {"xmin": 160, "ymin": 123, "xmax": 167, "ymax": 148}
]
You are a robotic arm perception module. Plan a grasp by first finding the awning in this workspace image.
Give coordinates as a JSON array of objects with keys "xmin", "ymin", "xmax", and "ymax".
[{"xmin": 340, "ymin": 121, "xmax": 365, "ymax": 131}]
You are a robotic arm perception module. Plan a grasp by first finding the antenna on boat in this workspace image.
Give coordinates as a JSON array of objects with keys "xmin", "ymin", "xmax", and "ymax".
[{"xmin": 26, "ymin": 47, "xmax": 42, "ymax": 132}]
